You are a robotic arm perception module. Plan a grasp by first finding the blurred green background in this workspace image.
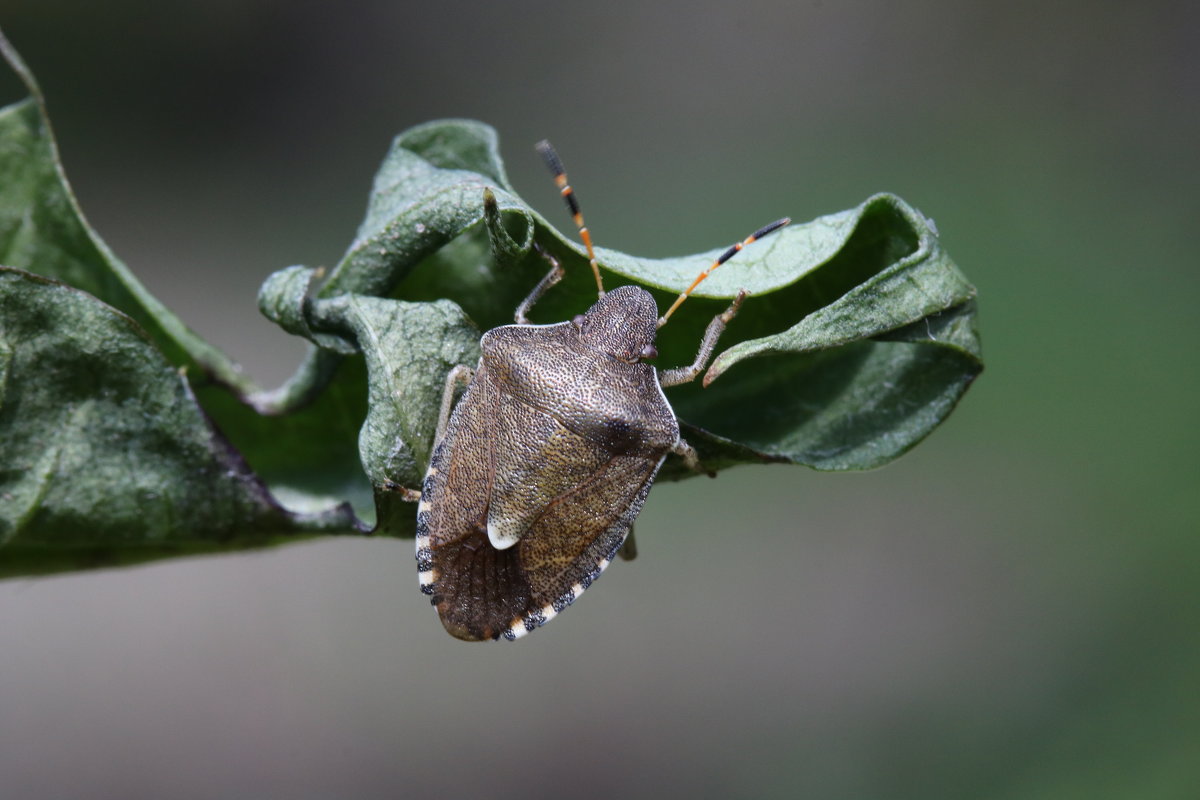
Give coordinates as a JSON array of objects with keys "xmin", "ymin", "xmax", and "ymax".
[{"xmin": 1, "ymin": 2, "xmax": 1196, "ymax": 798}]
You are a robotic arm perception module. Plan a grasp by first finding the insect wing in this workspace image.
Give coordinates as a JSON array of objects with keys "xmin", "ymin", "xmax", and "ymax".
[
  {"xmin": 417, "ymin": 364, "xmax": 529, "ymax": 641},
  {"xmin": 417, "ymin": 362, "xmax": 665, "ymax": 641},
  {"xmin": 506, "ymin": 449, "xmax": 662, "ymax": 640},
  {"xmin": 484, "ymin": 387, "xmax": 617, "ymax": 549}
]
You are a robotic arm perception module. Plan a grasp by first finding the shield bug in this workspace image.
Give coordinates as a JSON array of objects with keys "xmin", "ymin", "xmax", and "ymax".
[{"xmin": 414, "ymin": 140, "xmax": 788, "ymax": 641}]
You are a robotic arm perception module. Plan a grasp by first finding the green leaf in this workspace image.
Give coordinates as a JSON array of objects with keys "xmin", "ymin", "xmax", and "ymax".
[
  {"xmin": 257, "ymin": 123, "xmax": 981, "ymax": 486},
  {"xmin": 0, "ymin": 32, "xmax": 253, "ymax": 396},
  {"xmin": 0, "ymin": 268, "xmax": 358, "ymax": 577},
  {"xmin": 254, "ymin": 119, "xmax": 535, "ymax": 413},
  {"xmin": 0, "ymin": 33, "xmax": 374, "ymax": 528},
  {"xmin": 0, "ymin": 30, "xmax": 981, "ymax": 577},
  {"xmin": 305, "ymin": 294, "xmax": 482, "ymax": 535},
  {"xmin": 661, "ymin": 196, "xmax": 982, "ymax": 473}
]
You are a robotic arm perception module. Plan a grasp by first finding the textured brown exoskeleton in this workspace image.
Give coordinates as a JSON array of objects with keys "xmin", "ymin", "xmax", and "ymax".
[{"xmin": 414, "ymin": 141, "xmax": 788, "ymax": 641}]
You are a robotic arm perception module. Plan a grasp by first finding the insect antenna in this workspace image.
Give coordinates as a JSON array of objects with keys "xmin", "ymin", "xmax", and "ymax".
[
  {"xmin": 657, "ymin": 217, "xmax": 791, "ymax": 328},
  {"xmin": 536, "ymin": 140, "xmax": 606, "ymax": 298}
]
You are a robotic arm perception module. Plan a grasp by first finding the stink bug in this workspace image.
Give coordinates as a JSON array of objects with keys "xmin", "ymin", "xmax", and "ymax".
[{"xmin": 413, "ymin": 141, "xmax": 789, "ymax": 641}]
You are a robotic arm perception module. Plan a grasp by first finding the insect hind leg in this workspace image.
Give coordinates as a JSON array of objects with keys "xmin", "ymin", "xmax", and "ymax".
[
  {"xmin": 672, "ymin": 438, "xmax": 716, "ymax": 478},
  {"xmin": 381, "ymin": 480, "xmax": 422, "ymax": 502},
  {"xmin": 618, "ymin": 527, "xmax": 638, "ymax": 561}
]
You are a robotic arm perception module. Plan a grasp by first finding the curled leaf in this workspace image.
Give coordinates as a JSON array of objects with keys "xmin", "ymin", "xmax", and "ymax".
[
  {"xmin": 255, "ymin": 121, "xmax": 980, "ymax": 486},
  {"xmin": 305, "ymin": 295, "xmax": 481, "ymax": 535}
]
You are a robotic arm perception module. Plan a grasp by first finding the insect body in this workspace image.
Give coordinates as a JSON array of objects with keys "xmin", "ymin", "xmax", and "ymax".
[{"xmin": 415, "ymin": 141, "xmax": 788, "ymax": 641}]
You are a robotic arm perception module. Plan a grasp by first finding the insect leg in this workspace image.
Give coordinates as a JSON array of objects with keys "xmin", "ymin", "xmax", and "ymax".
[
  {"xmin": 514, "ymin": 242, "xmax": 566, "ymax": 324},
  {"xmin": 658, "ymin": 290, "xmax": 747, "ymax": 388},
  {"xmin": 671, "ymin": 438, "xmax": 716, "ymax": 478},
  {"xmin": 381, "ymin": 480, "xmax": 422, "ymax": 502},
  {"xmin": 435, "ymin": 364, "xmax": 476, "ymax": 443},
  {"xmin": 618, "ymin": 526, "xmax": 638, "ymax": 561}
]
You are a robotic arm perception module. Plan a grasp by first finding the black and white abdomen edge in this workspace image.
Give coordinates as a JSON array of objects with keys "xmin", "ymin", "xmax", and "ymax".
[{"xmin": 414, "ymin": 439, "xmax": 447, "ymax": 596}]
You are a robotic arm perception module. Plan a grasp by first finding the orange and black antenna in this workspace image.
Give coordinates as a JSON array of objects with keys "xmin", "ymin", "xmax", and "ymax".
[
  {"xmin": 657, "ymin": 217, "xmax": 790, "ymax": 327},
  {"xmin": 538, "ymin": 140, "xmax": 789, "ymax": 318},
  {"xmin": 536, "ymin": 140, "xmax": 606, "ymax": 298}
]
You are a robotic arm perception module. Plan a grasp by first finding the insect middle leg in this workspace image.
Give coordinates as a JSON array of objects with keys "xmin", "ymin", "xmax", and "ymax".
[
  {"xmin": 386, "ymin": 364, "xmax": 477, "ymax": 503},
  {"xmin": 436, "ymin": 364, "xmax": 476, "ymax": 442},
  {"xmin": 658, "ymin": 289, "xmax": 747, "ymax": 389}
]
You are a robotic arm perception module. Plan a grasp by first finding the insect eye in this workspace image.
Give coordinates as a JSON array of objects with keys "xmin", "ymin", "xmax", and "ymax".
[
  {"xmin": 640, "ymin": 344, "xmax": 658, "ymax": 360},
  {"xmin": 572, "ymin": 314, "xmax": 585, "ymax": 329}
]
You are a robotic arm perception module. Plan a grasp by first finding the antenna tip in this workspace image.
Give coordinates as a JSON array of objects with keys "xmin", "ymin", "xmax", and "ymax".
[
  {"xmin": 535, "ymin": 140, "xmax": 564, "ymax": 175},
  {"xmin": 752, "ymin": 217, "xmax": 791, "ymax": 240}
]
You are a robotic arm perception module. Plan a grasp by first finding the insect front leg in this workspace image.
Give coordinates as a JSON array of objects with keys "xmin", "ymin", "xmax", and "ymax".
[
  {"xmin": 514, "ymin": 243, "xmax": 566, "ymax": 324},
  {"xmin": 658, "ymin": 290, "xmax": 747, "ymax": 388}
]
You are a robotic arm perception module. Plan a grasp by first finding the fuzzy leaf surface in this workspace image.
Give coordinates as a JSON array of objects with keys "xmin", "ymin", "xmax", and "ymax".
[
  {"xmin": 0, "ymin": 34, "xmax": 374, "ymax": 532},
  {"xmin": 0, "ymin": 269, "xmax": 357, "ymax": 577}
]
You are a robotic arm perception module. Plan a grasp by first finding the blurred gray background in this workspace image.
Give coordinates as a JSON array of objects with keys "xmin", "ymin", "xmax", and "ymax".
[{"xmin": 1, "ymin": 2, "xmax": 1197, "ymax": 798}]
